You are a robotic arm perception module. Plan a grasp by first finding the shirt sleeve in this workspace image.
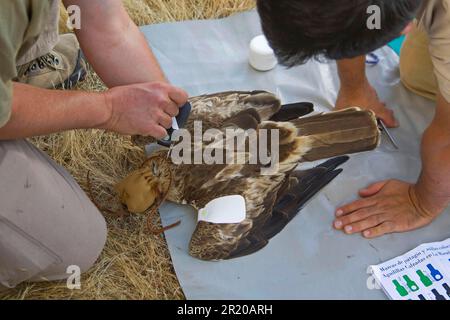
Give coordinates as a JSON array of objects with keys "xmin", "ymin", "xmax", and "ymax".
[
  {"xmin": 0, "ymin": 30, "xmax": 17, "ymax": 128},
  {"xmin": 0, "ymin": 0, "xmax": 30, "ymax": 128},
  {"xmin": 0, "ymin": 79, "xmax": 13, "ymax": 128},
  {"xmin": 425, "ymin": 0, "xmax": 450, "ymax": 102}
]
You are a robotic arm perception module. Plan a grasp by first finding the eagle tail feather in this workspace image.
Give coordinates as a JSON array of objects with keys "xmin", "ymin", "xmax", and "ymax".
[{"xmin": 292, "ymin": 108, "xmax": 380, "ymax": 162}]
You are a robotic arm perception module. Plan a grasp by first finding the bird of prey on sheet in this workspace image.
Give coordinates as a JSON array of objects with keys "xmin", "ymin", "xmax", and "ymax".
[{"xmin": 116, "ymin": 91, "xmax": 380, "ymax": 260}]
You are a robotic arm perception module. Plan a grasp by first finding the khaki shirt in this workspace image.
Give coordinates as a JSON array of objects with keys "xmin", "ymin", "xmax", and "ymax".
[
  {"xmin": 417, "ymin": 0, "xmax": 450, "ymax": 102},
  {"xmin": 0, "ymin": 1, "xmax": 51, "ymax": 128}
]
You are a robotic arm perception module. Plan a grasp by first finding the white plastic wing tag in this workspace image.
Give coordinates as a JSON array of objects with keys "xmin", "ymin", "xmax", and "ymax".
[
  {"xmin": 171, "ymin": 117, "xmax": 179, "ymax": 130},
  {"xmin": 198, "ymin": 195, "xmax": 246, "ymax": 224}
]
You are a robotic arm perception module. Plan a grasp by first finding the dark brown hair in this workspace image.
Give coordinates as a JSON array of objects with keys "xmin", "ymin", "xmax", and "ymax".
[{"xmin": 257, "ymin": 0, "xmax": 422, "ymax": 66}]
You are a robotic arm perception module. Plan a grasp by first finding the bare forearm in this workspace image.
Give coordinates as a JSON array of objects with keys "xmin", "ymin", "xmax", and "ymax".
[
  {"xmin": 0, "ymin": 83, "xmax": 108, "ymax": 140},
  {"xmin": 335, "ymin": 56, "xmax": 397, "ymax": 127},
  {"xmin": 415, "ymin": 94, "xmax": 450, "ymax": 215},
  {"xmin": 64, "ymin": 0, "xmax": 166, "ymax": 87},
  {"xmin": 337, "ymin": 56, "xmax": 368, "ymax": 89}
]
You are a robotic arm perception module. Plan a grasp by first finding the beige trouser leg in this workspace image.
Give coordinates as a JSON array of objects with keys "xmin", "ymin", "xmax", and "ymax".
[
  {"xmin": 0, "ymin": 140, "xmax": 107, "ymax": 290},
  {"xmin": 400, "ymin": 24, "xmax": 439, "ymax": 101},
  {"xmin": 16, "ymin": 0, "xmax": 60, "ymax": 66}
]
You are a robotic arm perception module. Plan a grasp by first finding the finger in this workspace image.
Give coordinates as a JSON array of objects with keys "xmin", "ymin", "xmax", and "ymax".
[
  {"xmin": 334, "ymin": 207, "xmax": 381, "ymax": 230},
  {"xmin": 388, "ymin": 109, "xmax": 399, "ymax": 127},
  {"xmin": 335, "ymin": 198, "xmax": 378, "ymax": 217},
  {"xmin": 145, "ymin": 125, "xmax": 167, "ymax": 140},
  {"xmin": 379, "ymin": 108, "xmax": 398, "ymax": 128},
  {"xmin": 359, "ymin": 181, "xmax": 389, "ymax": 197},
  {"xmin": 168, "ymin": 86, "xmax": 189, "ymax": 106},
  {"xmin": 158, "ymin": 113, "xmax": 173, "ymax": 129},
  {"xmin": 163, "ymin": 101, "xmax": 180, "ymax": 117},
  {"xmin": 362, "ymin": 221, "xmax": 395, "ymax": 239},
  {"xmin": 340, "ymin": 213, "xmax": 384, "ymax": 235}
]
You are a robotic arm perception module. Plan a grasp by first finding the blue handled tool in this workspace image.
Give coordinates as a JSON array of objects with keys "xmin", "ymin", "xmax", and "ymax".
[
  {"xmin": 366, "ymin": 53, "xmax": 380, "ymax": 66},
  {"xmin": 157, "ymin": 102, "xmax": 192, "ymax": 148}
]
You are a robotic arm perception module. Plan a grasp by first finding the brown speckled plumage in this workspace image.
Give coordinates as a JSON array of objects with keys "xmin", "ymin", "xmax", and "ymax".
[{"xmin": 119, "ymin": 91, "xmax": 380, "ymax": 260}]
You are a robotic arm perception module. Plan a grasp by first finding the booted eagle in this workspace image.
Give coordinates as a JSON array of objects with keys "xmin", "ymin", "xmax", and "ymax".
[{"xmin": 116, "ymin": 91, "xmax": 380, "ymax": 261}]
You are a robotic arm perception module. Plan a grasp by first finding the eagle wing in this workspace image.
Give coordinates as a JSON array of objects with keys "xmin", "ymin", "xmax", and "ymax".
[
  {"xmin": 132, "ymin": 90, "xmax": 313, "ymax": 146},
  {"xmin": 188, "ymin": 156, "xmax": 349, "ymax": 261}
]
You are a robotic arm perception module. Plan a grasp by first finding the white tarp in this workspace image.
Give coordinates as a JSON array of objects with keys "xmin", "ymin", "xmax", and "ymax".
[{"xmin": 140, "ymin": 10, "xmax": 450, "ymax": 299}]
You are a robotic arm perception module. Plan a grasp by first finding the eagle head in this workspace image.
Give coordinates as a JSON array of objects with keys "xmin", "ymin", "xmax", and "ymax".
[{"xmin": 115, "ymin": 155, "xmax": 172, "ymax": 214}]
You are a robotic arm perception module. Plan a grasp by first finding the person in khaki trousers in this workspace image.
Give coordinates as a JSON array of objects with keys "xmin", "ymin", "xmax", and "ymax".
[
  {"xmin": 257, "ymin": 0, "xmax": 450, "ymax": 238},
  {"xmin": 0, "ymin": 0, "xmax": 188, "ymax": 290}
]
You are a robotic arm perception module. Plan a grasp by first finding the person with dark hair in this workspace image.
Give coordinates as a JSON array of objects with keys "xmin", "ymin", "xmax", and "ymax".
[{"xmin": 257, "ymin": 0, "xmax": 450, "ymax": 238}]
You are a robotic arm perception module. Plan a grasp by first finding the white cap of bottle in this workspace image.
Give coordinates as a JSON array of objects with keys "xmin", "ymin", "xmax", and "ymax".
[{"xmin": 249, "ymin": 35, "xmax": 278, "ymax": 72}]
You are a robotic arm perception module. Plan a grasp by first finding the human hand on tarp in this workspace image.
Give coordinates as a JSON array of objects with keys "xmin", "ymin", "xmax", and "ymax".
[{"xmin": 333, "ymin": 180, "xmax": 440, "ymax": 238}]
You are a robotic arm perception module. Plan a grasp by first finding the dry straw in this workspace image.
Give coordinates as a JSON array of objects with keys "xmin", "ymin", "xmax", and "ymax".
[{"xmin": 1, "ymin": 0, "xmax": 255, "ymax": 300}]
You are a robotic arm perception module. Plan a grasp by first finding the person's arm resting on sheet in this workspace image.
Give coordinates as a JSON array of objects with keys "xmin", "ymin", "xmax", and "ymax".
[
  {"xmin": 336, "ymin": 56, "xmax": 398, "ymax": 127},
  {"xmin": 334, "ymin": 93, "xmax": 450, "ymax": 238}
]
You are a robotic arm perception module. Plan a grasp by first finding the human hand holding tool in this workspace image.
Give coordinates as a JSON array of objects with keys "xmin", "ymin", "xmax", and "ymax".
[
  {"xmin": 157, "ymin": 102, "xmax": 192, "ymax": 148},
  {"xmin": 102, "ymin": 81, "xmax": 188, "ymax": 138}
]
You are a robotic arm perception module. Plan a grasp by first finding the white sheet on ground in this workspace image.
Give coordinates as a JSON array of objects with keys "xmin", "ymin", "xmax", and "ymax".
[{"xmin": 140, "ymin": 11, "xmax": 450, "ymax": 299}]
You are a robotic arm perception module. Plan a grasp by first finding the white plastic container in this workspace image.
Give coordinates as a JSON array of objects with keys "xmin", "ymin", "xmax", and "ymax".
[{"xmin": 249, "ymin": 35, "xmax": 278, "ymax": 72}]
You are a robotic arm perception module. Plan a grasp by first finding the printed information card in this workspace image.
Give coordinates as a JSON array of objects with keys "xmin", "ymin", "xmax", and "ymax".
[{"xmin": 370, "ymin": 238, "xmax": 450, "ymax": 300}]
